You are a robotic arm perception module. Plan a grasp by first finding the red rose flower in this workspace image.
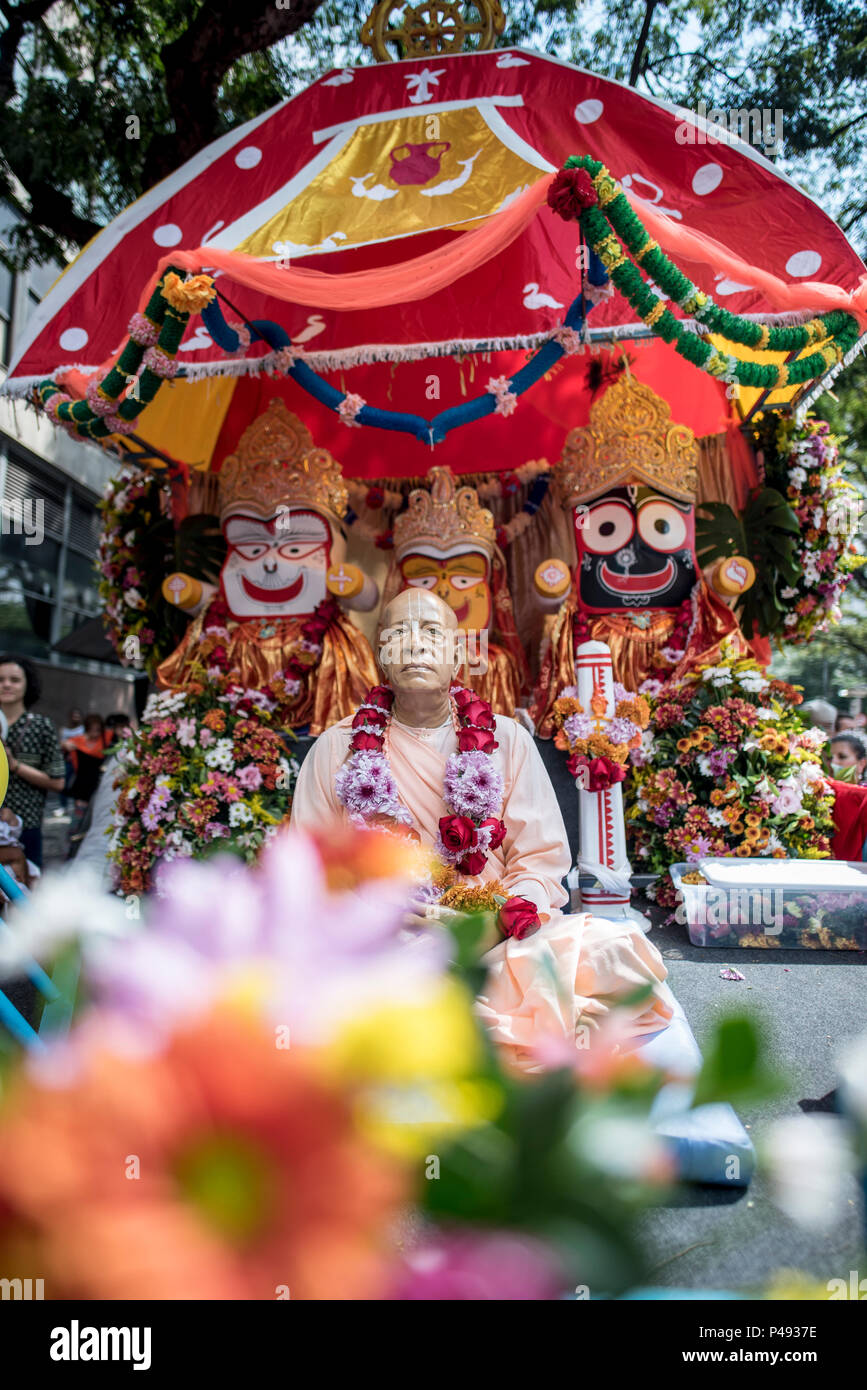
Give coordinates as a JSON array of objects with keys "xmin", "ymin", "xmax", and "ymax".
[
  {"xmin": 546, "ymin": 166, "xmax": 599, "ymax": 221},
  {"xmin": 566, "ymin": 753, "xmax": 627, "ymax": 792},
  {"xmin": 457, "ymin": 850, "xmax": 488, "ymax": 876},
  {"xmin": 209, "ymin": 645, "xmax": 229, "ymax": 669},
  {"xmin": 480, "ymin": 816, "xmax": 507, "ymax": 850},
  {"xmin": 365, "ymin": 485, "xmax": 384, "ymax": 509},
  {"xmin": 302, "ymin": 618, "xmax": 329, "ymax": 643},
  {"xmin": 498, "ymin": 896, "xmax": 541, "ymax": 940},
  {"xmin": 351, "ymin": 732, "xmax": 383, "ymax": 752},
  {"xmin": 451, "ymin": 687, "xmax": 476, "ymax": 711},
  {"xmin": 438, "ymin": 814, "xmax": 476, "ymax": 854},
  {"xmin": 461, "ymin": 698, "xmax": 495, "ymax": 730},
  {"xmin": 366, "ymin": 685, "xmax": 394, "ymax": 710},
  {"xmin": 352, "ymin": 708, "xmax": 388, "ymax": 729},
  {"xmin": 457, "ymin": 727, "xmax": 498, "ymax": 754}
]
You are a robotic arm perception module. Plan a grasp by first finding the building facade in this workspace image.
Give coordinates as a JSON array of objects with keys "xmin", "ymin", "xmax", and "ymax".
[{"xmin": 0, "ymin": 215, "xmax": 140, "ymax": 728}]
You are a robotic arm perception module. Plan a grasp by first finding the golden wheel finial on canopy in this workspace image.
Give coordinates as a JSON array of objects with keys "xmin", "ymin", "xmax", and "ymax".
[{"xmin": 360, "ymin": 0, "xmax": 506, "ymax": 61}]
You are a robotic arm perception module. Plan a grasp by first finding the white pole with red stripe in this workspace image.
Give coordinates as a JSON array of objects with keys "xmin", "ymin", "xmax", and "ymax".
[{"xmin": 572, "ymin": 640, "xmax": 649, "ymax": 930}]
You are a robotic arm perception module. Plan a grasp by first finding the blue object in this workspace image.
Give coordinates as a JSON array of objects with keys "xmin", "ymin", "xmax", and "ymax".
[
  {"xmin": 626, "ymin": 995, "xmax": 756, "ymax": 1187},
  {"xmin": 198, "ymin": 248, "xmax": 610, "ymax": 446},
  {"xmin": 0, "ymin": 868, "xmax": 77, "ymax": 1047}
]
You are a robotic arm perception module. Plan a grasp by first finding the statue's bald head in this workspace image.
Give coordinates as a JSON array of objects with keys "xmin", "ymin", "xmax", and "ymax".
[{"xmin": 377, "ymin": 586, "xmax": 461, "ymax": 694}]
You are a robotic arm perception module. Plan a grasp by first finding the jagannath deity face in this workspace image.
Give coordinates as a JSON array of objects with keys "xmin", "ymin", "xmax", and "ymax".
[
  {"xmin": 575, "ymin": 485, "xmax": 696, "ymax": 613},
  {"xmin": 220, "ymin": 507, "xmax": 336, "ymax": 620},
  {"xmin": 399, "ymin": 545, "xmax": 492, "ymax": 631}
]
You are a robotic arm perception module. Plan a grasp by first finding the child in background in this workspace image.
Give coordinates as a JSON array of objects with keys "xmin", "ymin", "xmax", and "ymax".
[{"xmin": 64, "ymin": 714, "xmax": 108, "ymax": 819}]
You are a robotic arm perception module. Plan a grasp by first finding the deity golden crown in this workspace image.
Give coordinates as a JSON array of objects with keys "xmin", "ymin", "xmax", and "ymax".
[
  {"xmin": 553, "ymin": 374, "xmax": 698, "ymax": 506},
  {"xmin": 394, "ymin": 465, "xmax": 496, "ymax": 558},
  {"xmin": 218, "ymin": 398, "xmax": 348, "ymax": 522}
]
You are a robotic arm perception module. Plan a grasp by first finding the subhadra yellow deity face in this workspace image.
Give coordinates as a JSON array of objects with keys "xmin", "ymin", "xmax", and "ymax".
[{"xmin": 399, "ymin": 547, "xmax": 492, "ymax": 631}]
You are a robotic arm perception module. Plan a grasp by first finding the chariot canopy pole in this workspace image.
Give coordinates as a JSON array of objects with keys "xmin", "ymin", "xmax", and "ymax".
[{"xmin": 571, "ymin": 639, "xmax": 650, "ymax": 932}]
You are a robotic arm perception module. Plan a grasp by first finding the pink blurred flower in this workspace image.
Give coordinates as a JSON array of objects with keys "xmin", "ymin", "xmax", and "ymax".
[{"xmin": 390, "ymin": 1232, "xmax": 564, "ymax": 1300}]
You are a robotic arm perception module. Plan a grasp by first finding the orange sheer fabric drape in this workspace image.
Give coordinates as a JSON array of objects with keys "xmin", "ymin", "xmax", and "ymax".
[{"xmin": 623, "ymin": 191, "xmax": 867, "ymax": 330}]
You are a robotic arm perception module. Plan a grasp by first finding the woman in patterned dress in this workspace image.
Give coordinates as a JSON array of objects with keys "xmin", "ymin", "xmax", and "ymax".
[{"xmin": 0, "ymin": 655, "xmax": 64, "ymax": 869}]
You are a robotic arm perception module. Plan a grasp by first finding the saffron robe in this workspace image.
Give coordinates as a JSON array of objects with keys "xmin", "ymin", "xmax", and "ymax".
[{"xmin": 290, "ymin": 710, "xmax": 673, "ymax": 1070}]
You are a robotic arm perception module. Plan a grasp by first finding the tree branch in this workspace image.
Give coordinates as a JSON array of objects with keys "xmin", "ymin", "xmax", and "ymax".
[
  {"xmin": 143, "ymin": 0, "xmax": 327, "ymax": 187},
  {"xmin": 629, "ymin": 0, "xmax": 661, "ymax": 87},
  {"xmin": 0, "ymin": 0, "xmax": 56, "ymax": 101}
]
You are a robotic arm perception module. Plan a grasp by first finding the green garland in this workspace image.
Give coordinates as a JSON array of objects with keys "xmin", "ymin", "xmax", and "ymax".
[
  {"xmin": 563, "ymin": 155, "xmax": 861, "ymax": 392},
  {"xmin": 33, "ymin": 266, "xmax": 211, "ymax": 442}
]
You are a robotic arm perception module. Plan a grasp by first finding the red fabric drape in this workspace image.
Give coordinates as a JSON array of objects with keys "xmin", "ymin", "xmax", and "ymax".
[{"xmin": 828, "ymin": 778, "xmax": 867, "ymax": 859}]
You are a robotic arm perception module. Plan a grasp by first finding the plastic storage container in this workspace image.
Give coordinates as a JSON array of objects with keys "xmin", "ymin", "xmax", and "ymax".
[{"xmin": 669, "ymin": 859, "xmax": 867, "ymax": 950}]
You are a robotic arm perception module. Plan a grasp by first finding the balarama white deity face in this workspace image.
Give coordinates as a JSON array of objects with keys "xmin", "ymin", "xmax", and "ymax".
[
  {"xmin": 220, "ymin": 508, "xmax": 333, "ymax": 620},
  {"xmin": 378, "ymin": 588, "xmax": 462, "ymax": 696}
]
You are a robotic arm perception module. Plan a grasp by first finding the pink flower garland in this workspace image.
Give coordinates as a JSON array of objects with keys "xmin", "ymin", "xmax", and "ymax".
[
  {"xmin": 338, "ymin": 392, "xmax": 366, "ymax": 428},
  {"xmin": 335, "ymin": 684, "xmax": 506, "ymax": 876},
  {"xmin": 486, "ymin": 376, "xmax": 518, "ymax": 417}
]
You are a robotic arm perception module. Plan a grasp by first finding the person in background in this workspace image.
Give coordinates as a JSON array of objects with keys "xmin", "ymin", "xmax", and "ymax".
[
  {"xmin": 801, "ymin": 698, "xmax": 838, "ymax": 738},
  {"xmin": 71, "ymin": 712, "xmax": 133, "ymax": 880},
  {"xmin": 834, "ymin": 712, "xmax": 866, "ymax": 735},
  {"xmin": 828, "ymin": 732, "xmax": 867, "ymax": 785},
  {"xmin": 64, "ymin": 713, "xmax": 108, "ymax": 819},
  {"xmin": 104, "ymin": 711, "xmax": 133, "ymax": 747},
  {"xmin": 57, "ymin": 706, "xmax": 84, "ymax": 813},
  {"xmin": 0, "ymin": 654, "xmax": 65, "ymax": 869}
]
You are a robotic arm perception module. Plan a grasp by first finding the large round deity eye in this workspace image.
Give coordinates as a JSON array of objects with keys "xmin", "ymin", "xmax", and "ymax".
[
  {"xmin": 405, "ymin": 574, "xmax": 438, "ymax": 590},
  {"xmin": 637, "ymin": 499, "xmax": 688, "ymax": 552},
  {"xmin": 581, "ymin": 501, "xmax": 635, "ymax": 554},
  {"xmin": 450, "ymin": 574, "xmax": 483, "ymax": 590},
  {"xmin": 233, "ymin": 542, "xmax": 270, "ymax": 560},
  {"xmin": 276, "ymin": 540, "xmax": 327, "ymax": 561}
]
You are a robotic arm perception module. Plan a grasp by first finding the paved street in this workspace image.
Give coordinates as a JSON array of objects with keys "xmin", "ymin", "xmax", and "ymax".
[{"xmin": 639, "ymin": 912, "xmax": 866, "ymax": 1293}]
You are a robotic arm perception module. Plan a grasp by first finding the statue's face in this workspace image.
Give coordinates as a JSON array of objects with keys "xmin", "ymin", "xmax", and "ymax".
[
  {"xmin": 399, "ymin": 546, "xmax": 492, "ymax": 631},
  {"xmin": 220, "ymin": 507, "xmax": 333, "ymax": 619},
  {"xmin": 378, "ymin": 588, "xmax": 461, "ymax": 696},
  {"xmin": 575, "ymin": 486, "xmax": 696, "ymax": 612}
]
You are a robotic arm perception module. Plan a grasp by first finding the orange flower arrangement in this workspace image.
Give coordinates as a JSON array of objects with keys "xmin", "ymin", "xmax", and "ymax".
[
  {"xmin": 0, "ymin": 1009, "xmax": 406, "ymax": 1301},
  {"xmin": 614, "ymin": 696, "xmax": 650, "ymax": 730}
]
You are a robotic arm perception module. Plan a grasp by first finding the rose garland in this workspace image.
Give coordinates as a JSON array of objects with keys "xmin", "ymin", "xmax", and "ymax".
[
  {"xmin": 36, "ymin": 270, "xmax": 215, "ymax": 442},
  {"xmin": 335, "ymin": 684, "xmax": 539, "ymax": 939},
  {"xmin": 547, "ymin": 160, "xmax": 861, "ymax": 392},
  {"xmin": 753, "ymin": 413, "xmax": 866, "ymax": 644}
]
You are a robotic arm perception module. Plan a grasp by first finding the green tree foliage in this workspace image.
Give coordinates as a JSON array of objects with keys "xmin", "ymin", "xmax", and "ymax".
[{"xmin": 1, "ymin": 0, "xmax": 865, "ymax": 267}]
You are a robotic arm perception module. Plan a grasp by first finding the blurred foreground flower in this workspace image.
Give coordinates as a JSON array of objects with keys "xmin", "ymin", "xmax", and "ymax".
[
  {"xmin": 83, "ymin": 828, "xmax": 447, "ymax": 1047},
  {"xmin": 0, "ymin": 1008, "xmax": 406, "ymax": 1300},
  {"xmin": 763, "ymin": 1269, "xmax": 834, "ymax": 1300},
  {"xmin": 0, "ymin": 864, "xmax": 130, "ymax": 980},
  {"xmin": 389, "ymin": 1231, "xmax": 566, "ymax": 1300},
  {"xmin": 763, "ymin": 1114, "xmax": 855, "ymax": 1231}
]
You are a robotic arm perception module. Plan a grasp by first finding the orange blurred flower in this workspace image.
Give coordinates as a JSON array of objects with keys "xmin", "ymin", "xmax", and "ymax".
[
  {"xmin": 308, "ymin": 824, "xmax": 428, "ymax": 894},
  {"xmin": 0, "ymin": 1009, "xmax": 406, "ymax": 1301}
]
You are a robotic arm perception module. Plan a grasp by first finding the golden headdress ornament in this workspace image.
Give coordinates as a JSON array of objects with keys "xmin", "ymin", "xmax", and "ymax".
[
  {"xmin": 218, "ymin": 398, "xmax": 348, "ymax": 523},
  {"xmin": 393, "ymin": 465, "xmax": 496, "ymax": 559},
  {"xmin": 553, "ymin": 374, "xmax": 698, "ymax": 506}
]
